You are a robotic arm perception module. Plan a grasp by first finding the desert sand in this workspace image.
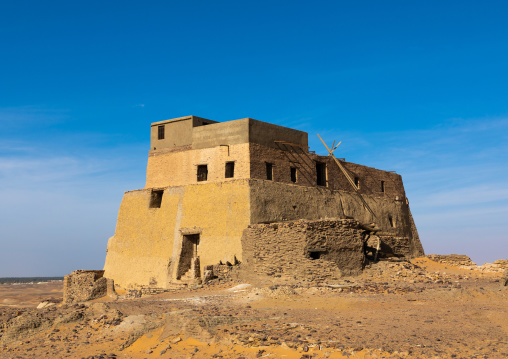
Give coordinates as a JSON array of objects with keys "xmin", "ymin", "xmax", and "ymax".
[{"xmin": 1, "ymin": 257, "xmax": 507, "ymax": 359}]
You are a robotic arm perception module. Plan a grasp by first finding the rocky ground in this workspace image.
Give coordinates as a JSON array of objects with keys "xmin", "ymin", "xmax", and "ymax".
[{"xmin": 1, "ymin": 256, "xmax": 507, "ymax": 359}]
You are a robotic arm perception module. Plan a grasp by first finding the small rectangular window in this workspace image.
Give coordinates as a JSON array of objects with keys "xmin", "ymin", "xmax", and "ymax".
[
  {"xmin": 388, "ymin": 215, "xmax": 395, "ymax": 228},
  {"xmin": 266, "ymin": 163, "xmax": 273, "ymax": 180},
  {"xmin": 149, "ymin": 189, "xmax": 164, "ymax": 208},
  {"xmin": 197, "ymin": 165, "xmax": 208, "ymax": 182},
  {"xmin": 381, "ymin": 180, "xmax": 385, "ymax": 193},
  {"xmin": 316, "ymin": 162, "xmax": 327, "ymax": 186},
  {"xmin": 225, "ymin": 162, "xmax": 235, "ymax": 178},
  {"xmin": 308, "ymin": 249, "xmax": 327, "ymax": 260},
  {"xmin": 354, "ymin": 177, "xmax": 360, "ymax": 189},
  {"xmin": 290, "ymin": 167, "xmax": 297, "ymax": 183},
  {"xmin": 158, "ymin": 125, "xmax": 165, "ymax": 140}
]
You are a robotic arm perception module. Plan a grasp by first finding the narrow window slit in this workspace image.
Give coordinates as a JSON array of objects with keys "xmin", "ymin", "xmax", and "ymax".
[
  {"xmin": 388, "ymin": 215, "xmax": 395, "ymax": 228},
  {"xmin": 266, "ymin": 163, "xmax": 273, "ymax": 180},
  {"xmin": 316, "ymin": 162, "xmax": 327, "ymax": 186},
  {"xmin": 290, "ymin": 167, "xmax": 297, "ymax": 183}
]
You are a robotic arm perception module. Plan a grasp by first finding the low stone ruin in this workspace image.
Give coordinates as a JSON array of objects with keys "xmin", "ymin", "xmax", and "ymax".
[
  {"xmin": 63, "ymin": 270, "xmax": 116, "ymax": 304},
  {"xmin": 502, "ymin": 269, "xmax": 508, "ymax": 287},
  {"xmin": 426, "ymin": 254, "xmax": 476, "ymax": 267}
]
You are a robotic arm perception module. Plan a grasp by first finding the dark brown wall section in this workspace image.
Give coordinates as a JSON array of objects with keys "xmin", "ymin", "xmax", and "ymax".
[{"xmin": 249, "ymin": 143, "xmax": 406, "ymax": 199}]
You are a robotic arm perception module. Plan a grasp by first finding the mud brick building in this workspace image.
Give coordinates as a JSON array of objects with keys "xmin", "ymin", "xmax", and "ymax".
[{"xmin": 103, "ymin": 116, "xmax": 424, "ymax": 288}]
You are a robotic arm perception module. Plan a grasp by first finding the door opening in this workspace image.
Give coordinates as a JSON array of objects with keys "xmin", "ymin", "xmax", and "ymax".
[{"xmin": 176, "ymin": 234, "xmax": 200, "ymax": 281}]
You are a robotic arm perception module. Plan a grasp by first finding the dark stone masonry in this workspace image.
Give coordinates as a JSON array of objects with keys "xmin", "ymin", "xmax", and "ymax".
[{"xmin": 241, "ymin": 219, "xmax": 367, "ymax": 284}]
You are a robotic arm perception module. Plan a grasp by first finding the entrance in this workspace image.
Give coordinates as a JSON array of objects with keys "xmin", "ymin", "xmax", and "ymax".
[{"xmin": 176, "ymin": 234, "xmax": 200, "ymax": 281}]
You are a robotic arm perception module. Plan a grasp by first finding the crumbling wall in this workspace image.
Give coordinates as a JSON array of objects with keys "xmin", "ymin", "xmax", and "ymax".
[
  {"xmin": 426, "ymin": 254, "xmax": 476, "ymax": 267},
  {"xmin": 377, "ymin": 235, "xmax": 414, "ymax": 258},
  {"xmin": 63, "ymin": 270, "xmax": 115, "ymax": 304},
  {"xmin": 248, "ymin": 179, "xmax": 424, "ymax": 258},
  {"xmin": 241, "ymin": 219, "xmax": 366, "ymax": 284}
]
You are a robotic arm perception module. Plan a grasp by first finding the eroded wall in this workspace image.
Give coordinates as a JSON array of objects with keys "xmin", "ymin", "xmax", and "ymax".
[
  {"xmin": 249, "ymin": 179, "xmax": 424, "ymax": 258},
  {"xmin": 241, "ymin": 219, "xmax": 365, "ymax": 284},
  {"xmin": 103, "ymin": 180, "xmax": 250, "ymax": 288}
]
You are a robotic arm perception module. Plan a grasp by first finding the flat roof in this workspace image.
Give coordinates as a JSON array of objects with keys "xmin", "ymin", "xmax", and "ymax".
[{"xmin": 151, "ymin": 116, "xmax": 194, "ymax": 127}]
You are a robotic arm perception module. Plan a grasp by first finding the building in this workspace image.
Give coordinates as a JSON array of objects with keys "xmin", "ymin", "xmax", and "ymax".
[{"xmin": 103, "ymin": 116, "xmax": 424, "ymax": 288}]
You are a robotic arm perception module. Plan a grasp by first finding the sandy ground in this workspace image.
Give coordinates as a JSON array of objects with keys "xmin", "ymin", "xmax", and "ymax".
[{"xmin": 1, "ymin": 258, "xmax": 507, "ymax": 359}]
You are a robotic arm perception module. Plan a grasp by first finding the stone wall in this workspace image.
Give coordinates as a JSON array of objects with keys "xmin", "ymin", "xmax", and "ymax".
[
  {"xmin": 241, "ymin": 219, "xmax": 366, "ymax": 284},
  {"xmin": 426, "ymin": 254, "xmax": 476, "ymax": 266},
  {"xmin": 63, "ymin": 270, "xmax": 115, "ymax": 304},
  {"xmin": 249, "ymin": 143, "xmax": 406, "ymax": 198},
  {"xmin": 249, "ymin": 179, "xmax": 424, "ymax": 259}
]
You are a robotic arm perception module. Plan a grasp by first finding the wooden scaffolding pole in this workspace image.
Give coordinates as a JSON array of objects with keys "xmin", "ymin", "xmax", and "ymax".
[{"xmin": 317, "ymin": 134, "xmax": 377, "ymax": 221}]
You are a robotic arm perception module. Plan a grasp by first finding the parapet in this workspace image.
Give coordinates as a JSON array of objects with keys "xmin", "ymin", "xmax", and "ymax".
[{"xmin": 150, "ymin": 116, "xmax": 308, "ymax": 152}]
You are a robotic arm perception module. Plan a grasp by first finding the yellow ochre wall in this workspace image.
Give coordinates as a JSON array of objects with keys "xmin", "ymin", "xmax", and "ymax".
[
  {"xmin": 103, "ymin": 180, "xmax": 250, "ymax": 288},
  {"xmin": 145, "ymin": 143, "xmax": 250, "ymax": 189}
]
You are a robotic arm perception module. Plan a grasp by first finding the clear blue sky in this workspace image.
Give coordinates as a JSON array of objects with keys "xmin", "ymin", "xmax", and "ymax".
[{"xmin": 1, "ymin": 1, "xmax": 507, "ymax": 276}]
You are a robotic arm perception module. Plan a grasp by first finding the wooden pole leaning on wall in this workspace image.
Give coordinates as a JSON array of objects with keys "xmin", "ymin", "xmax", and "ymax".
[{"xmin": 317, "ymin": 134, "xmax": 377, "ymax": 222}]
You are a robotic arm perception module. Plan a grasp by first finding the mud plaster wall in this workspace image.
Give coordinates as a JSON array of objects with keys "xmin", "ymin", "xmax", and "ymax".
[
  {"xmin": 103, "ymin": 180, "xmax": 250, "ymax": 288},
  {"xmin": 241, "ymin": 219, "xmax": 365, "ymax": 284},
  {"xmin": 145, "ymin": 143, "xmax": 250, "ymax": 189},
  {"xmin": 248, "ymin": 180, "xmax": 424, "ymax": 258},
  {"xmin": 150, "ymin": 116, "xmax": 216, "ymax": 150},
  {"xmin": 249, "ymin": 143, "xmax": 406, "ymax": 198},
  {"xmin": 247, "ymin": 118, "xmax": 308, "ymax": 150},
  {"xmin": 192, "ymin": 118, "xmax": 250, "ymax": 150}
]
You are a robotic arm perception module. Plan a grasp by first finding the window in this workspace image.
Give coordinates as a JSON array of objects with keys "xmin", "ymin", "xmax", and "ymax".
[
  {"xmin": 290, "ymin": 167, "xmax": 297, "ymax": 183},
  {"xmin": 381, "ymin": 180, "xmax": 385, "ymax": 193},
  {"xmin": 197, "ymin": 165, "xmax": 208, "ymax": 182},
  {"xmin": 308, "ymin": 249, "xmax": 327, "ymax": 260},
  {"xmin": 225, "ymin": 162, "xmax": 235, "ymax": 178},
  {"xmin": 149, "ymin": 189, "xmax": 164, "ymax": 208},
  {"xmin": 266, "ymin": 163, "xmax": 273, "ymax": 180},
  {"xmin": 388, "ymin": 215, "xmax": 395, "ymax": 228},
  {"xmin": 158, "ymin": 125, "xmax": 165, "ymax": 140},
  {"xmin": 354, "ymin": 177, "xmax": 360, "ymax": 189},
  {"xmin": 316, "ymin": 162, "xmax": 327, "ymax": 186}
]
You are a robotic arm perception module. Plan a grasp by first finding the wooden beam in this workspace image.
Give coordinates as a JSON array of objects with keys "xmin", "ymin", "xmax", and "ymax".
[{"xmin": 317, "ymin": 134, "xmax": 377, "ymax": 220}]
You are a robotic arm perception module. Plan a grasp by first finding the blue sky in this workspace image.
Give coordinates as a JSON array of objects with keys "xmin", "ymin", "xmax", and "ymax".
[{"xmin": 1, "ymin": 1, "xmax": 507, "ymax": 276}]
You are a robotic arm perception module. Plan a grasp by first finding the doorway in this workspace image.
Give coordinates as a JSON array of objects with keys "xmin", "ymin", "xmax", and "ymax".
[{"xmin": 176, "ymin": 234, "xmax": 200, "ymax": 280}]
